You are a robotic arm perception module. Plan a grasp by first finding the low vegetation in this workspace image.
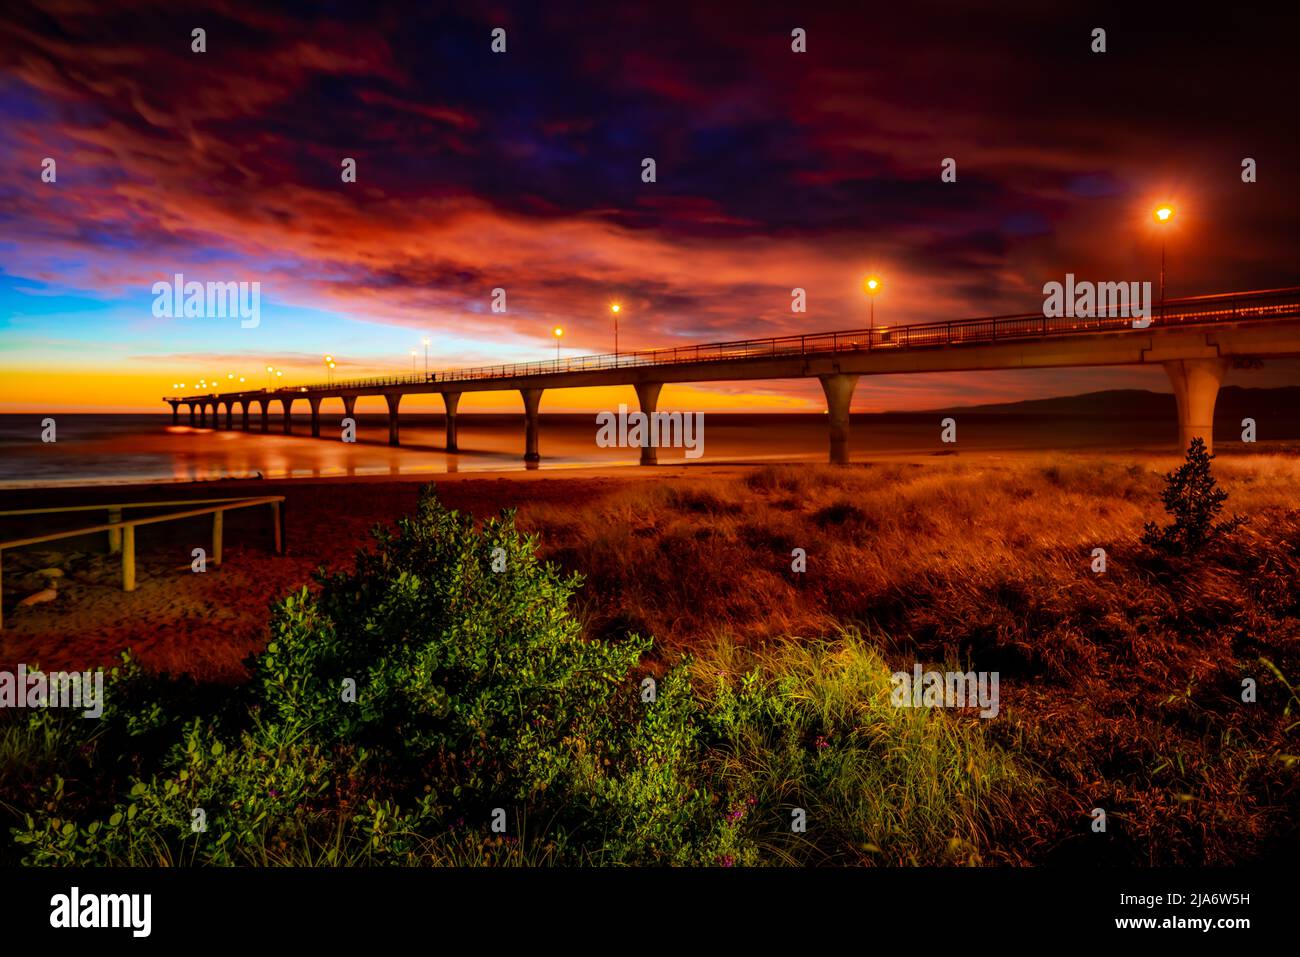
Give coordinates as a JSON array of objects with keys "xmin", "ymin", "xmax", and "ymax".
[
  {"xmin": 3, "ymin": 446, "xmax": 1296, "ymax": 865},
  {"xmin": 2, "ymin": 489, "xmax": 1025, "ymax": 866}
]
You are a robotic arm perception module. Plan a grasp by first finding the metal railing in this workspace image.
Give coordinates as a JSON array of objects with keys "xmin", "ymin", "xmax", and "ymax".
[
  {"xmin": 170, "ymin": 286, "xmax": 1300, "ymax": 402},
  {"xmin": 0, "ymin": 496, "xmax": 285, "ymax": 629}
]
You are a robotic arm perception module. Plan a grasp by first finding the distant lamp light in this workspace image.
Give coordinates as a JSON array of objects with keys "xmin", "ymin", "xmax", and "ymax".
[
  {"xmin": 610, "ymin": 304, "xmax": 621, "ymax": 313},
  {"xmin": 1154, "ymin": 205, "xmax": 1174, "ymax": 223},
  {"xmin": 864, "ymin": 276, "xmax": 882, "ymax": 328}
]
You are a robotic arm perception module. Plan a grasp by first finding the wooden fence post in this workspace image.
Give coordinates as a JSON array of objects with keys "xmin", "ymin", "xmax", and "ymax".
[
  {"xmin": 271, "ymin": 501, "xmax": 283, "ymax": 554},
  {"xmin": 122, "ymin": 525, "xmax": 136, "ymax": 592},
  {"xmin": 108, "ymin": 507, "xmax": 122, "ymax": 554}
]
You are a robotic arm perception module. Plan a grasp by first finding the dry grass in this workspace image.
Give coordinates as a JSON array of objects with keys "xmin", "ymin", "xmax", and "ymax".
[{"xmin": 519, "ymin": 453, "xmax": 1300, "ymax": 864}]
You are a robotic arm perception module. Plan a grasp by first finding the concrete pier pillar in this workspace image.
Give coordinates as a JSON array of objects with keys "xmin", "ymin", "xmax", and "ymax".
[
  {"xmin": 188, "ymin": 403, "xmax": 196, "ymax": 426},
  {"xmin": 521, "ymin": 388, "xmax": 543, "ymax": 462},
  {"xmin": 633, "ymin": 381, "xmax": 664, "ymax": 465},
  {"xmin": 280, "ymin": 398, "xmax": 294, "ymax": 434},
  {"xmin": 1164, "ymin": 358, "xmax": 1230, "ymax": 453},
  {"xmin": 224, "ymin": 402, "xmax": 233, "ymax": 430},
  {"xmin": 170, "ymin": 401, "xmax": 179, "ymax": 425},
  {"xmin": 240, "ymin": 400, "xmax": 250, "ymax": 430},
  {"xmin": 342, "ymin": 396, "xmax": 357, "ymax": 424},
  {"xmin": 309, "ymin": 397, "xmax": 322, "ymax": 437},
  {"xmin": 443, "ymin": 392, "xmax": 461, "ymax": 451},
  {"xmin": 258, "ymin": 399, "xmax": 269, "ymax": 433},
  {"xmin": 385, "ymin": 393, "xmax": 402, "ymax": 446},
  {"xmin": 819, "ymin": 373, "xmax": 860, "ymax": 465},
  {"xmin": 199, "ymin": 404, "xmax": 207, "ymax": 428}
]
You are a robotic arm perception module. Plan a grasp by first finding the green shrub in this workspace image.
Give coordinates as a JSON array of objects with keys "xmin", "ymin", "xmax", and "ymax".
[
  {"xmin": 255, "ymin": 488, "xmax": 650, "ymax": 806},
  {"xmin": 1142, "ymin": 438, "xmax": 1245, "ymax": 555},
  {"xmin": 11, "ymin": 487, "xmax": 741, "ymax": 865}
]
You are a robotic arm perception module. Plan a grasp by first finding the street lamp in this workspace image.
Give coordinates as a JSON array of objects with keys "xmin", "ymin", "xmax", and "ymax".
[
  {"xmin": 611, "ymin": 303, "xmax": 622, "ymax": 358},
  {"xmin": 422, "ymin": 337, "xmax": 431, "ymax": 377},
  {"xmin": 553, "ymin": 326, "xmax": 563, "ymax": 367},
  {"xmin": 410, "ymin": 349, "xmax": 417, "ymax": 374},
  {"xmin": 266, "ymin": 365, "xmax": 274, "ymax": 389},
  {"xmin": 864, "ymin": 276, "xmax": 882, "ymax": 329},
  {"xmin": 1153, "ymin": 205, "xmax": 1175, "ymax": 316},
  {"xmin": 324, "ymin": 354, "xmax": 335, "ymax": 385}
]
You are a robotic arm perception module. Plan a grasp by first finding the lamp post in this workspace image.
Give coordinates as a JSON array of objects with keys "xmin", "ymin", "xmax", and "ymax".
[
  {"xmin": 266, "ymin": 365, "xmax": 274, "ymax": 389},
  {"xmin": 611, "ymin": 303, "xmax": 621, "ymax": 359},
  {"xmin": 864, "ymin": 276, "xmax": 882, "ymax": 330},
  {"xmin": 324, "ymin": 354, "xmax": 335, "ymax": 386},
  {"xmin": 410, "ymin": 349, "xmax": 417, "ymax": 374},
  {"xmin": 1153, "ymin": 205, "xmax": 1174, "ymax": 317},
  {"xmin": 422, "ymin": 337, "xmax": 431, "ymax": 378},
  {"xmin": 553, "ymin": 326, "xmax": 563, "ymax": 368}
]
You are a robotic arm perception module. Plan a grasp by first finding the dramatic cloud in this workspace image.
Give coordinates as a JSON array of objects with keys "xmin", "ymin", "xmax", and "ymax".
[{"xmin": 2, "ymin": 2, "xmax": 1299, "ymax": 409}]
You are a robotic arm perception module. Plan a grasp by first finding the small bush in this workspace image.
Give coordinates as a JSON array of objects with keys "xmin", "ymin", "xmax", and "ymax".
[{"xmin": 1142, "ymin": 438, "xmax": 1245, "ymax": 555}]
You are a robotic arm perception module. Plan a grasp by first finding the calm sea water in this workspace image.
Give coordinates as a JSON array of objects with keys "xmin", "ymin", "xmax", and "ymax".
[{"xmin": 0, "ymin": 410, "xmax": 1215, "ymax": 489}]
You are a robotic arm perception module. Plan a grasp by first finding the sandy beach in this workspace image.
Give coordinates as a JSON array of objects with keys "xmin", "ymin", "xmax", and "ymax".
[{"xmin": 0, "ymin": 466, "xmax": 668, "ymax": 679}]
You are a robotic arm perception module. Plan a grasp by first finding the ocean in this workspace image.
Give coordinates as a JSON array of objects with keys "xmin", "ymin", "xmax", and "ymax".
[{"xmin": 0, "ymin": 409, "xmax": 1255, "ymax": 489}]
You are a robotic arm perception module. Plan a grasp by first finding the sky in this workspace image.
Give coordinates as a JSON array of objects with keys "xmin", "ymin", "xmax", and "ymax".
[{"xmin": 2, "ymin": 1, "xmax": 1299, "ymax": 413}]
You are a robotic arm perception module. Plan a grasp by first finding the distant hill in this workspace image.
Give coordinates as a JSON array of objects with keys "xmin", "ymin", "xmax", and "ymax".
[{"xmin": 939, "ymin": 386, "xmax": 1300, "ymax": 418}]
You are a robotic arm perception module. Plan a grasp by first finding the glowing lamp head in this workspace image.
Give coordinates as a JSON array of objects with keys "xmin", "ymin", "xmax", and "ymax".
[
  {"xmin": 553, "ymin": 326, "xmax": 563, "ymax": 338},
  {"xmin": 266, "ymin": 365, "xmax": 273, "ymax": 373},
  {"xmin": 865, "ymin": 276, "xmax": 881, "ymax": 294},
  {"xmin": 1154, "ymin": 205, "xmax": 1174, "ymax": 223},
  {"xmin": 611, "ymin": 304, "xmax": 621, "ymax": 314}
]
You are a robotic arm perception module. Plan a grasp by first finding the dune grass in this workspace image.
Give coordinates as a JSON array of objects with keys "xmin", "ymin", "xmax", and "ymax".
[{"xmin": 521, "ymin": 453, "xmax": 1300, "ymax": 864}]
